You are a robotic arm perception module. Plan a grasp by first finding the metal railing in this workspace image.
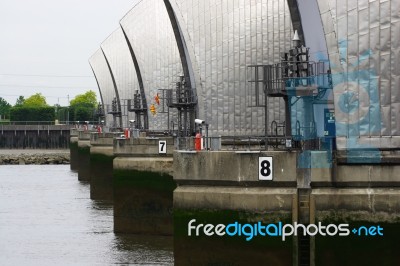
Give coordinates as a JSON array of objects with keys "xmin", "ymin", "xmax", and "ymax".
[
  {"xmin": 166, "ymin": 87, "xmax": 197, "ymax": 108},
  {"xmin": 175, "ymin": 135, "xmax": 299, "ymax": 151},
  {"xmin": 0, "ymin": 121, "xmax": 86, "ymax": 126},
  {"xmin": 247, "ymin": 60, "xmax": 331, "ymax": 103}
]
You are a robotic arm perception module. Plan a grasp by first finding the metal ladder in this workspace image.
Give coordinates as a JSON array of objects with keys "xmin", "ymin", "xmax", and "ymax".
[{"xmin": 298, "ymin": 188, "xmax": 311, "ymax": 266}]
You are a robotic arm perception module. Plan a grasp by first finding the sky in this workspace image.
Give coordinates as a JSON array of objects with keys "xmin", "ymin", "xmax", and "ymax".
[{"xmin": 0, "ymin": 0, "xmax": 138, "ymax": 106}]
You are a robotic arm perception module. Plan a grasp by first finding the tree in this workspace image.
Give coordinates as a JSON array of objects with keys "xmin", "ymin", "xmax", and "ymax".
[
  {"xmin": 24, "ymin": 93, "xmax": 48, "ymax": 107},
  {"xmin": 74, "ymin": 106, "xmax": 93, "ymax": 121},
  {"xmin": 15, "ymin": 96, "xmax": 25, "ymax": 107},
  {"xmin": 0, "ymin": 97, "xmax": 12, "ymax": 119},
  {"xmin": 55, "ymin": 106, "xmax": 69, "ymax": 122},
  {"xmin": 69, "ymin": 91, "xmax": 97, "ymax": 121},
  {"xmin": 70, "ymin": 91, "xmax": 97, "ymax": 107},
  {"xmin": 10, "ymin": 94, "xmax": 53, "ymax": 122},
  {"xmin": 10, "ymin": 106, "xmax": 55, "ymax": 122}
]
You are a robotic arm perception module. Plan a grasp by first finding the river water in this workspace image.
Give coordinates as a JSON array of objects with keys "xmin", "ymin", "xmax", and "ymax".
[{"xmin": 0, "ymin": 165, "xmax": 173, "ymax": 265}]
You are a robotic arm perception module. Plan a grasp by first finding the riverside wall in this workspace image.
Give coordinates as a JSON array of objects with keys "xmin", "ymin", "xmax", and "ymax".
[{"xmin": 0, "ymin": 125, "xmax": 72, "ymax": 149}]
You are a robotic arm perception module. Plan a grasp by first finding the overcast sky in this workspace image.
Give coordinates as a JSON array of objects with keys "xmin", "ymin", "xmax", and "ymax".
[{"xmin": 0, "ymin": 0, "xmax": 137, "ymax": 106}]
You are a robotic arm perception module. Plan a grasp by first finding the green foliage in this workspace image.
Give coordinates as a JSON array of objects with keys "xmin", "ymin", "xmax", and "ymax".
[
  {"xmin": 73, "ymin": 106, "xmax": 93, "ymax": 121},
  {"xmin": 69, "ymin": 91, "xmax": 97, "ymax": 121},
  {"xmin": 10, "ymin": 106, "xmax": 55, "ymax": 121},
  {"xmin": 14, "ymin": 96, "xmax": 25, "ymax": 107},
  {"xmin": 9, "ymin": 94, "xmax": 51, "ymax": 121},
  {"xmin": 70, "ymin": 91, "xmax": 97, "ymax": 107},
  {"xmin": 55, "ymin": 106, "xmax": 69, "ymax": 122},
  {"xmin": 0, "ymin": 97, "xmax": 12, "ymax": 119},
  {"xmin": 24, "ymin": 93, "xmax": 48, "ymax": 107}
]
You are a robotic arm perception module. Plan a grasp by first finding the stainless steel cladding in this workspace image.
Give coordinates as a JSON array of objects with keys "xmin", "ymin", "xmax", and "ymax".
[
  {"xmin": 89, "ymin": 49, "xmax": 117, "ymax": 128},
  {"xmin": 166, "ymin": 0, "xmax": 293, "ymax": 136},
  {"xmin": 316, "ymin": 0, "xmax": 400, "ymax": 150},
  {"xmin": 92, "ymin": 0, "xmax": 400, "ymax": 150},
  {"xmin": 120, "ymin": 0, "xmax": 182, "ymax": 131},
  {"xmin": 101, "ymin": 28, "xmax": 139, "ymax": 128}
]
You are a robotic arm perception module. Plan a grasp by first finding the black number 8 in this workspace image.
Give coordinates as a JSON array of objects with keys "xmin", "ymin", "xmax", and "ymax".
[{"xmin": 260, "ymin": 160, "xmax": 271, "ymax": 177}]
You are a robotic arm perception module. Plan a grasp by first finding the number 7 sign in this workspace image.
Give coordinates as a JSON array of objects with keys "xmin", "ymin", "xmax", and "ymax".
[
  {"xmin": 159, "ymin": 140, "xmax": 167, "ymax": 154},
  {"xmin": 259, "ymin": 157, "xmax": 273, "ymax": 180}
]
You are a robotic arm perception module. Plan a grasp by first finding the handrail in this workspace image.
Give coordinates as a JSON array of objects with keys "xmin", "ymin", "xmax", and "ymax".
[{"xmin": 0, "ymin": 121, "xmax": 99, "ymax": 125}]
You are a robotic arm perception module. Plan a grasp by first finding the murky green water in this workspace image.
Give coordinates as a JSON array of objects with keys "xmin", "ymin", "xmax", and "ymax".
[{"xmin": 0, "ymin": 165, "xmax": 173, "ymax": 265}]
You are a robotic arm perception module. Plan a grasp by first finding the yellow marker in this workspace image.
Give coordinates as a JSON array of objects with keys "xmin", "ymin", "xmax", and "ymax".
[{"xmin": 150, "ymin": 104, "xmax": 156, "ymax": 115}]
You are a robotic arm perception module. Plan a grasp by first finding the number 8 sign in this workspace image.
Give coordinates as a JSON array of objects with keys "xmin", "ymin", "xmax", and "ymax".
[{"xmin": 259, "ymin": 157, "xmax": 273, "ymax": 180}]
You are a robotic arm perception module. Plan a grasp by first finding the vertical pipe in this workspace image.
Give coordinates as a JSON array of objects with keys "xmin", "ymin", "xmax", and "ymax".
[
  {"xmin": 184, "ymin": 108, "xmax": 188, "ymax": 136},
  {"xmin": 265, "ymin": 66, "xmax": 269, "ymax": 149},
  {"xmin": 255, "ymin": 66, "xmax": 259, "ymax": 106}
]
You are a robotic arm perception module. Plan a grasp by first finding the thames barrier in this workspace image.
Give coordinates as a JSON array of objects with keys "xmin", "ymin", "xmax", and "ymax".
[
  {"xmin": 74, "ymin": 0, "xmax": 400, "ymax": 265},
  {"xmin": 1, "ymin": 0, "xmax": 400, "ymax": 265}
]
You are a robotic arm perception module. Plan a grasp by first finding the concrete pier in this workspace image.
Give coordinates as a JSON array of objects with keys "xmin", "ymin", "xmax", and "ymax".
[
  {"xmin": 303, "ymin": 152, "xmax": 400, "ymax": 265},
  {"xmin": 173, "ymin": 149, "xmax": 400, "ymax": 265},
  {"xmin": 174, "ymin": 150, "xmax": 297, "ymax": 185},
  {"xmin": 173, "ymin": 150, "xmax": 297, "ymax": 265},
  {"xmin": 113, "ymin": 137, "xmax": 176, "ymax": 235},
  {"xmin": 89, "ymin": 132, "xmax": 119, "ymax": 200},
  {"xmin": 68, "ymin": 132, "xmax": 400, "ymax": 264},
  {"xmin": 311, "ymin": 151, "xmax": 400, "ymax": 187},
  {"xmin": 69, "ymin": 128, "xmax": 79, "ymax": 171},
  {"xmin": 310, "ymin": 187, "xmax": 400, "ymax": 265},
  {"xmin": 77, "ymin": 130, "xmax": 91, "ymax": 181}
]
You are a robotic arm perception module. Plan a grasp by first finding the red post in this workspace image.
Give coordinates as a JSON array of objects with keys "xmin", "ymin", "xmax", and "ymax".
[
  {"xmin": 195, "ymin": 132, "xmax": 202, "ymax": 151},
  {"xmin": 124, "ymin": 128, "xmax": 129, "ymax": 139}
]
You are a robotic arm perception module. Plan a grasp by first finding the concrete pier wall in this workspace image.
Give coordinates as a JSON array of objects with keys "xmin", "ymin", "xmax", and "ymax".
[
  {"xmin": 311, "ymin": 151, "xmax": 400, "ymax": 187},
  {"xmin": 67, "ymin": 132, "xmax": 400, "ymax": 264},
  {"xmin": 173, "ymin": 150, "xmax": 400, "ymax": 265},
  {"xmin": 112, "ymin": 137, "xmax": 176, "ymax": 235},
  {"xmin": 173, "ymin": 150, "xmax": 297, "ymax": 265},
  {"xmin": 114, "ymin": 137, "xmax": 175, "ymax": 157},
  {"xmin": 174, "ymin": 186, "xmax": 295, "ymax": 212},
  {"xmin": 77, "ymin": 131, "xmax": 91, "ymax": 181},
  {"xmin": 69, "ymin": 129, "xmax": 79, "ymax": 171},
  {"xmin": 312, "ymin": 188, "xmax": 400, "ymax": 222},
  {"xmin": 89, "ymin": 132, "xmax": 119, "ymax": 200},
  {"xmin": 311, "ymin": 188, "xmax": 400, "ymax": 265},
  {"xmin": 174, "ymin": 150, "xmax": 297, "ymax": 185},
  {"xmin": 174, "ymin": 151, "xmax": 400, "ymax": 218}
]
